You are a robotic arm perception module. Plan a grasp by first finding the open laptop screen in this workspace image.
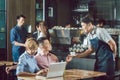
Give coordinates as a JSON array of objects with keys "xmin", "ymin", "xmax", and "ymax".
[{"xmin": 46, "ymin": 62, "xmax": 67, "ymax": 78}]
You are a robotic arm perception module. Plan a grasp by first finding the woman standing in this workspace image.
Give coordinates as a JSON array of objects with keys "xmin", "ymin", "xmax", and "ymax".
[{"xmin": 33, "ymin": 21, "xmax": 49, "ymax": 40}]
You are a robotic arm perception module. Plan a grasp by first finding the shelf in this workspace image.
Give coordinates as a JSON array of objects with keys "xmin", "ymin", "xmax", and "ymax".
[
  {"xmin": 35, "ymin": 0, "xmax": 45, "ymax": 21},
  {"xmin": 36, "ymin": 9, "xmax": 43, "ymax": 21},
  {"xmin": 73, "ymin": 9, "xmax": 88, "ymax": 12}
]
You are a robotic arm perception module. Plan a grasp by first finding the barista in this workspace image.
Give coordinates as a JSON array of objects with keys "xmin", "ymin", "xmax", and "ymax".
[{"xmin": 69, "ymin": 15, "xmax": 117, "ymax": 80}]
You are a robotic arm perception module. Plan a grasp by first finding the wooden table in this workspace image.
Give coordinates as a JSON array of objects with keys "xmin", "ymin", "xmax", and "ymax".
[
  {"xmin": 18, "ymin": 69, "xmax": 106, "ymax": 80},
  {"xmin": 0, "ymin": 61, "xmax": 14, "ymax": 66},
  {"xmin": 64, "ymin": 69, "xmax": 106, "ymax": 80},
  {"xmin": 0, "ymin": 61, "xmax": 15, "ymax": 80}
]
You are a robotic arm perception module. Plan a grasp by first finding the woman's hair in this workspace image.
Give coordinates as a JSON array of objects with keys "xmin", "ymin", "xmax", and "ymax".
[
  {"xmin": 25, "ymin": 38, "xmax": 38, "ymax": 50},
  {"xmin": 36, "ymin": 21, "xmax": 47, "ymax": 28},
  {"xmin": 81, "ymin": 15, "xmax": 94, "ymax": 24},
  {"xmin": 36, "ymin": 21, "xmax": 47, "ymax": 35}
]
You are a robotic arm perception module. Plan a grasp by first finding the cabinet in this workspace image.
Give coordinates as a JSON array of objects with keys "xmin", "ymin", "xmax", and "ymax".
[
  {"xmin": 36, "ymin": 0, "xmax": 45, "ymax": 21},
  {"xmin": 0, "ymin": 0, "xmax": 7, "ymax": 60},
  {"xmin": 66, "ymin": 58, "xmax": 95, "ymax": 70},
  {"xmin": 116, "ymin": 0, "xmax": 120, "ymax": 21},
  {"xmin": 115, "ymin": 0, "xmax": 120, "ymax": 28},
  {"xmin": 71, "ymin": 0, "xmax": 120, "ymax": 28},
  {"xmin": 35, "ymin": 0, "xmax": 57, "ymax": 28},
  {"xmin": 71, "ymin": 0, "xmax": 89, "ymax": 27},
  {"xmin": 96, "ymin": 0, "xmax": 115, "ymax": 20}
]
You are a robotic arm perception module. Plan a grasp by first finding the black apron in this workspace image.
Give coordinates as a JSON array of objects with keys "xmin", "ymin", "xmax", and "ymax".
[{"xmin": 90, "ymin": 37, "xmax": 115, "ymax": 80}]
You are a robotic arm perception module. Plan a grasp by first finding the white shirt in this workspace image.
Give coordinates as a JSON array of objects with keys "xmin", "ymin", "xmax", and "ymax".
[
  {"xmin": 37, "ymin": 31, "xmax": 46, "ymax": 40},
  {"xmin": 87, "ymin": 27, "xmax": 112, "ymax": 48}
]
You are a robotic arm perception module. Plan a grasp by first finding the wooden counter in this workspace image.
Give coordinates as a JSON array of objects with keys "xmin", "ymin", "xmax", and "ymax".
[{"xmin": 18, "ymin": 69, "xmax": 106, "ymax": 80}]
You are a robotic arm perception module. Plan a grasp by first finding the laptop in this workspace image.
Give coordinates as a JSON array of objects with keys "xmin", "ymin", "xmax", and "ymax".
[{"xmin": 36, "ymin": 62, "xmax": 66, "ymax": 79}]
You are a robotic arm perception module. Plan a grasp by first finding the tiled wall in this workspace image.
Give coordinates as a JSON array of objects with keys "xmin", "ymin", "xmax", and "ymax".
[{"xmin": 0, "ymin": 0, "xmax": 6, "ymax": 48}]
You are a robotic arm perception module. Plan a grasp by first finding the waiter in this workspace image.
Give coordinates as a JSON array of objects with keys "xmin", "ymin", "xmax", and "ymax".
[
  {"xmin": 72, "ymin": 15, "xmax": 117, "ymax": 80},
  {"xmin": 10, "ymin": 14, "xmax": 27, "ymax": 62}
]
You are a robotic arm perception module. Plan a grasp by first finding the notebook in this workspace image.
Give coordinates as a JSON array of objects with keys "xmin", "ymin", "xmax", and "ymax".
[{"xmin": 36, "ymin": 62, "xmax": 66, "ymax": 79}]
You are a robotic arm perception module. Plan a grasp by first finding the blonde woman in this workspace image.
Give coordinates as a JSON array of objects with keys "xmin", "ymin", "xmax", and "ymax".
[{"xmin": 16, "ymin": 38, "xmax": 46, "ymax": 75}]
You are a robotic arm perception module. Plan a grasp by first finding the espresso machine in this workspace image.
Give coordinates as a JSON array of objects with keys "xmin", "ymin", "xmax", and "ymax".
[{"xmin": 48, "ymin": 27, "xmax": 87, "ymax": 60}]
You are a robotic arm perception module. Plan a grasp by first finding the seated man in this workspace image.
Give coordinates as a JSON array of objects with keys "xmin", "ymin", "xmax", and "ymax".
[{"xmin": 35, "ymin": 37, "xmax": 72, "ymax": 69}]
